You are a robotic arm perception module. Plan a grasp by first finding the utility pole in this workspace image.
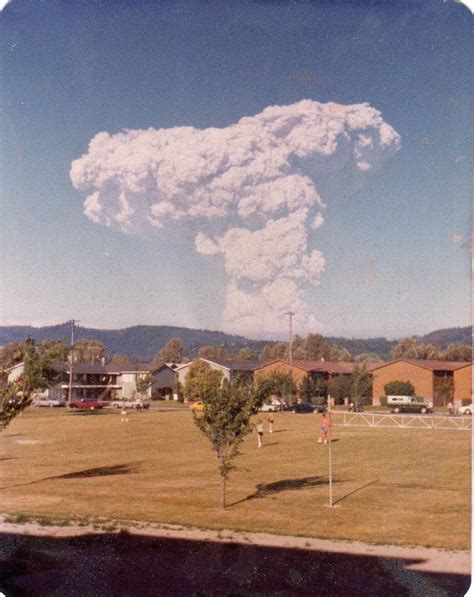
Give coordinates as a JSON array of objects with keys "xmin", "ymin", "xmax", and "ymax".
[
  {"xmin": 285, "ymin": 311, "xmax": 295, "ymax": 367},
  {"xmin": 67, "ymin": 319, "xmax": 78, "ymax": 403}
]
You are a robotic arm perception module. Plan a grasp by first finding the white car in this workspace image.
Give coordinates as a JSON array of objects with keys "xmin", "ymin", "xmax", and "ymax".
[
  {"xmin": 458, "ymin": 403, "xmax": 473, "ymax": 415},
  {"xmin": 259, "ymin": 402, "xmax": 278, "ymax": 412},
  {"xmin": 32, "ymin": 398, "xmax": 66, "ymax": 408},
  {"xmin": 109, "ymin": 399, "xmax": 150, "ymax": 410}
]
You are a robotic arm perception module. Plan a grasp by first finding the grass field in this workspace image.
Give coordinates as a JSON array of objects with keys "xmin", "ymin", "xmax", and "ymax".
[{"xmin": 0, "ymin": 407, "xmax": 470, "ymax": 549}]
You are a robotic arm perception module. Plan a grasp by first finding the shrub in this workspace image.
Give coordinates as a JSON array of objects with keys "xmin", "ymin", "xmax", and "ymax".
[
  {"xmin": 461, "ymin": 398, "xmax": 472, "ymax": 406},
  {"xmin": 379, "ymin": 396, "xmax": 387, "ymax": 406},
  {"xmin": 384, "ymin": 381, "xmax": 415, "ymax": 396}
]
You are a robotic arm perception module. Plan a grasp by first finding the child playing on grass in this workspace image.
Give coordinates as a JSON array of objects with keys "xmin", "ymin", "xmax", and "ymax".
[
  {"xmin": 267, "ymin": 412, "xmax": 274, "ymax": 433},
  {"xmin": 121, "ymin": 406, "xmax": 128, "ymax": 422},
  {"xmin": 319, "ymin": 413, "xmax": 329, "ymax": 444}
]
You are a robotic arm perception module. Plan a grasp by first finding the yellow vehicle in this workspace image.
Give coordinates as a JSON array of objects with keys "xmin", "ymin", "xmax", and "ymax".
[{"xmin": 189, "ymin": 401, "xmax": 204, "ymax": 412}]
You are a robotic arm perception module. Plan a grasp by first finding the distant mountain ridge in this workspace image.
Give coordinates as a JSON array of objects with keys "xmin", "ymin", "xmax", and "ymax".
[{"xmin": 0, "ymin": 323, "xmax": 470, "ymax": 361}]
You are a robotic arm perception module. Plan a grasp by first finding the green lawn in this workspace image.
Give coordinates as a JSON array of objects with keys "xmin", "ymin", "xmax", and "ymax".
[{"xmin": 0, "ymin": 407, "xmax": 470, "ymax": 549}]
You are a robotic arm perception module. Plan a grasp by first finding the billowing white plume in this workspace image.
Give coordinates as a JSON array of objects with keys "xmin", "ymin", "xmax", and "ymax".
[{"xmin": 70, "ymin": 100, "xmax": 400, "ymax": 335}]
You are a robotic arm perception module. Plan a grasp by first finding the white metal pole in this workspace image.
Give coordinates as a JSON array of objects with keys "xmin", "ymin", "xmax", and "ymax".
[
  {"xmin": 328, "ymin": 392, "xmax": 333, "ymax": 507},
  {"xmin": 67, "ymin": 319, "xmax": 75, "ymax": 404}
]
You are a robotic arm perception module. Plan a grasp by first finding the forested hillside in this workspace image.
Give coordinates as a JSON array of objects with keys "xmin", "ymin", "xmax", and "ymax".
[{"xmin": 0, "ymin": 323, "xmax": 469, "ymax": 362}]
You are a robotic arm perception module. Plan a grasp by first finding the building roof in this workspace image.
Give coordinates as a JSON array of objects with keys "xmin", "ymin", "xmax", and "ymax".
[
  {"xmin": 44, "ymin": 361, "xmax": 167, "ymax": 375},
  {"xmin": 370, "ymin": 359, "xmax": 472, "ymax": 372},
  {"xmin": 202, "ymin": 358, "xmax": 263, "ymax": 371},
  {"xmin": 253, "ymin": 359, "xmax": 377, "ymax": 374},
  {"xmin": 175, "ymin": 358, "xmax": 263, "ymax": 371}
]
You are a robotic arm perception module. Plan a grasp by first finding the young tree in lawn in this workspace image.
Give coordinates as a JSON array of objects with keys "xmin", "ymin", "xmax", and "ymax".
[
  {"xmin": 0, "ymin": 339, "xmax": 67, "ymax": 430},
  {"xmin": 192, "ymin": 377, "xmax": 270, "ymax": 509},
  {"xmin": 183, "ymin": 361, "xmax": 223, "ymax": 402}
]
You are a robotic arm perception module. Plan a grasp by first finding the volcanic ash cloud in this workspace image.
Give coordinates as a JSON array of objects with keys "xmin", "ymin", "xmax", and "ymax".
[{"xmin": 70, "ymin": 100, "xmax": 400, "ymax": 335}]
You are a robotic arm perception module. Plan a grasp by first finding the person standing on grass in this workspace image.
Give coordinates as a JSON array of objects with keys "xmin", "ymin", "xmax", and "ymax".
[
  {"xmin": 319, "ymin": 413, "xmax": 329, "ymax": 444},
  {"xmin": 256, "ymin": 419, "xmax": 264, "ymax": 448},
  {"xmin": 447, "ymin": 401, "xmax": 454, "ymax": 415},
  {"xmin": 121, "ymin": 406, "xmax": 128, "ymax": 422},
  {"xmin": 267, "ymin": 412, "xmax": 274, "ymax": 433}
]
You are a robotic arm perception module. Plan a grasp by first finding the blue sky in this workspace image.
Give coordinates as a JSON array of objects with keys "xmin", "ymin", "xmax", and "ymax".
[{"xmin": 0, "ymin": 0, "xmax": 471, "ymax": 340}]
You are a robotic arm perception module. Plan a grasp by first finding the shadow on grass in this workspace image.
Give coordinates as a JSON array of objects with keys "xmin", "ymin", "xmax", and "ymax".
[
  {"xmin": 67, "ymin": 409, "xmax": 110, "ymax": 416},
  {"xmin": 230, "ymin": 475, "xmax": 345, "ymax": 507},
  {"xmin": 0, "ymin": 530, "xmax": 469, "ymax": 596},
  {"xmin": 332, "ymin": 479, "xmax": 379, "ymax": 506},
  {"xmin": 1, "ymin": 462, "xmax": 143, "ymax": 490}
]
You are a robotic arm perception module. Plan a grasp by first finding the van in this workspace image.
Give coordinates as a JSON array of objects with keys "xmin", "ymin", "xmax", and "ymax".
[{"xmin": 387, "ymin": 395, "xmax": 432, "ymax": 414}]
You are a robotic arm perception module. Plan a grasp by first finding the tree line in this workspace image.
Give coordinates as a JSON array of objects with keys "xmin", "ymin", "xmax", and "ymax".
[{"xmin": 1, "ymin": 333, "xmax": 470, "ymax": 373}]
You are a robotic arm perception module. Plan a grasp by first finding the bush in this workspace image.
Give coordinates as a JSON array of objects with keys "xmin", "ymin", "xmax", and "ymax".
[
  {"xmin": 384, "ymin": 381, "xmax": 415, "ymax": 396},
  {"xmin": 379, "ymin": 396, "xmax": 387, "ymax": 406},
  {"xmin": 461, "ymin": 398, "xmax": 472, "ymax": 406}
]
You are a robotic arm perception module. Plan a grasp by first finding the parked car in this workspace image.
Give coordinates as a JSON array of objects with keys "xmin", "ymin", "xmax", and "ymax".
[
  {"xmin": 287, "ymin": 402, "xmax": 315, "ymax": 414},
  {"xmin": 259, "ymin": 402, "xmax": 279, "ymax": 412},
  {"xmin": 32, "ymin": 398, "xmax": 66, "ymax": 408},
  {"xmin": 387, "ymin": 395, "xmax": 432, "ymax": 414},
  {"xmin": 109, "ymin": 399, "xmax": 150, "ymax": 410},
  {"xmin": 458, "ymin": 403, "xmax": 473, "ymax": 415},
  {"xmin": 313, "ymin": 404, "xmax": 328, "ymax": 413},
  {"xmin": 189, "ymin": 401, "xmax": 204, "ymax": 412},
  {"xmin": 69, "ymin": 399, "xmax": 104, "ymax": 410}
]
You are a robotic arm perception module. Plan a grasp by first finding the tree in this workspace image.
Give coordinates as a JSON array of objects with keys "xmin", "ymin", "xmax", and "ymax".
[
  {"xmin": 329, "ymin": 365, "xmax": 372, "ymax": 407},
  {"xmin": 348, "ymin": 364, "xmax": 373, "ymax": 407},
  {"xmin": 0, "ymin": 339, "xmax": 68, "ymax": 430},
  {"xmin": 354, "ymin": 353, "xmax": 381, "ymax": 363},
  {"xmin": 72, "ymin": 339, "xmax": 106, "ymax": 363},
  {"xmin": 234, "ymin": 347, "xmax": 258, "ymax": 360},
  {"xmin": 258, "ymin": 371, "xmax": 297, "ymax": 405},
  {"xmin": 192, "ymin": 377, "xmax": 265, "ymax": 509},
  {"xmin": 422, "ymin": 344, "xmax": 443, "ymax": 360},
  {"xmin": 291, "ymin": 335, "xmax": 307, "ymax": 360},
  {"xmin": 444, "ymin": 344, "xmax": 472, "ymax": 362},
  {"xmin": 305, "ymin": 333, "xmax": 329, "ymax": 360},
  {"xmin": 384, "ymin": 380, "xmax": 415, "ymax": 396},
  {"xmin": 0, "ymin": 341, "xmax": 28, "ymax": 369},
  {"xmin": 110, "ymin": 355, "xmax": 130, "ymax": 365},
  {"xmin": 299, "ymin": 376, "xmax": 328, "ymax": 404},
  {"xmin": 158, "ymin": 338, "xmax": 186, "ymax": 363},
  {"xmin": 389, "ymin": 337, "xmax": 425, "ymax": 360},
  {"xmin": 260, "ymin": 342, "xmax": 288, "ymax": 361},
  {"xmin": 327, "ymin": 344, "xmax": 352, "ymax": 362},
  {"xmin": 328, "ymin": 375, "xmax": 352, "ymax": 405},
  {"xmin": 434, "ymin": 379, "xmax": 454, "ymax": 406},
  {"xmin": 198, "ymin": 345, "xmax": 228, "ymax": 360},
  {"xmin": 135, "ymin": 372, "xmax": 153, "ymax": 399},
  {"xmin": 183, "ymin": 361, "xmax": 223, "ymax": 402}
]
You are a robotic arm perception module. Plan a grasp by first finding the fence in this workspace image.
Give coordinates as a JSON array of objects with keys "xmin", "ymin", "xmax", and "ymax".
[{"xmin": 331, "ymin": 411, "xmax": 472, "ymax": 431}]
